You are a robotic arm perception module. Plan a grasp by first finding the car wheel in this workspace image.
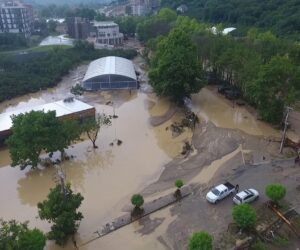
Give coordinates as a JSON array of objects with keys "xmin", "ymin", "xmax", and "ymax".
[
  {"xmin": 214, "ymin": 199, "xmax": 219, "ymax": 204},
  {"xmin": 254, "ymin": 196, "xmax": 259, "ymax": 201}
]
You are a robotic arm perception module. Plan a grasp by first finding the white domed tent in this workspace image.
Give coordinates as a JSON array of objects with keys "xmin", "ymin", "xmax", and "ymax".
[{"xmin": 82, "ymin": 56, "xmax": 138, "ymax": 90}]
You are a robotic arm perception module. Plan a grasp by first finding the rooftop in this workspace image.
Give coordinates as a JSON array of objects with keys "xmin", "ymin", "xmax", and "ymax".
[
  {"xmin": 92, "ymin": 21, "xmax": 118, "ymax": 27},
  {"xmin": 0, "ymin": 99, "xmax": 94, "ymax": 132},
  {"xmin": 83, "ymin": 56, "xmax": 137, "ymax": 82}
]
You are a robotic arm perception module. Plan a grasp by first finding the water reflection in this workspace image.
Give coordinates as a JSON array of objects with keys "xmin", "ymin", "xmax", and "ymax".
[{"xmin": 39, "ymin": 35, "xmax": 74, "ymax": 47}]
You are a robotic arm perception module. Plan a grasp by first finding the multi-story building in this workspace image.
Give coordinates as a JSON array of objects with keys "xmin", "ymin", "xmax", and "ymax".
[
  {"xmin": 130, "ymin": 0, "xmax": 159, "ymax": 16},
  {"xmin": 66, "ymin": 17, "xmax": 91, "ymax": 39},
  {"xmin": 91, "ymin": 21, "xmax": 123, "ymax": 46},
  {"xmin": 0, "ymin": 0, "xmax": 33, "ymax": 38}
]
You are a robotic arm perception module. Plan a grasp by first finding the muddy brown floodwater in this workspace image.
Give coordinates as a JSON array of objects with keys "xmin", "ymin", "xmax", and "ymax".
[
  {"xmin": 0, "ymin": 61, "xmax": 192, "ymax": 249},
  {"xmin": 0, "ymin": 58, "xmax": 285, "ymax": 250}
]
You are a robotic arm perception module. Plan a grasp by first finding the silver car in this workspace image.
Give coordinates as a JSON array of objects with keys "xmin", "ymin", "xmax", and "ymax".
[{"xmin": 233, "ymin": 189, "xmax": 259, "ymax": 205}]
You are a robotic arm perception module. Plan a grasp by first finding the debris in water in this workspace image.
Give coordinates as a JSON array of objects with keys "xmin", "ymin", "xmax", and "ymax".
[
  {"xmin": 109, "ymin": 142, "xmax": 114, "ymax": 146},
  {"xmin": 181, "ymin": 141, "xmax": 193, "ymax": 156},
  {"xmin": 117, "ymin": 139, "xmax": 123, "ymax": 146}
]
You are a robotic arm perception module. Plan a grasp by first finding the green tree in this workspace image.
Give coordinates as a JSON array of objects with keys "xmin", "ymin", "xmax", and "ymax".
[
  {"xmin": 0, "ymin": 219, "xmax": 46, "ymax": 250},
  {"xmin": 131, "ymin": 194, "xmax": 144, "ymax": 216},
  {"xmin": 149, "ymin": 28, "xmax": 204, "ymax": 103},
  {"xmin": 232, "ymin": 204, "xmax": 257, "ymax": 230},
  {"xmin": 7, "ymin": 111, "xmax": 59, "ymax": 169},
  {"xmin": 131, "ymin": 194, "xmax": 144, "ymax": 209},
  {"xmin": 265, "ymin": 184, "xmax": 286, "ymax": 205},
  {"xmin": 174, "ymin": 179, "xmax": 184, "ymax": 198},
  {"xmin": 38, "ymin": 184, "xmax": 84, "ymax": 245},
  {"xmin": 188, "ymin": 231, "xmax": 213, "ymax": 250},
  {"xmin": 7, "ymin": 110, "xmax": 82, "ymax": 169},
  {"xmin": 82, "ymin": 113, "xmax": 112, "ymax": 149}
]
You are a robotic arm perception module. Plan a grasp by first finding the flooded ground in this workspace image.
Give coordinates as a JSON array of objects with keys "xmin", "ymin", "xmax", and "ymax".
[
  {"xmin": 39, "ymin": 35, "xmax": 74, "ymax": 47},
  {"xmin": 0, "ymin": 55, "xmax": 290, "ymax": 249},
  {"xmin": 0, "ymin": 60, "xmax": 191, "ymax": 249},
  {"xmin": 192, "ymin": 88, "xmax": 279, "ymax": 137}
]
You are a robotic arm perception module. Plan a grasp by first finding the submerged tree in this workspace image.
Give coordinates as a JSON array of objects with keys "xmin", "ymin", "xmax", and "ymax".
[
  {"xmin": 82, "ymin": 113, "xmax": 112, "ymax": 148},
  {"xmin": 7, "ymin": 111, "xmax": 59, "ymax": 169},
  {"xmin": 37, "ymin": 184, "xmax": 84, "ymax": 245},
  {"xmin": 7, "ymin": 110, "xmax": 81, "ymax": 169},
  {"xmin": 0, "ymin": 219, "xmax": 46, "ymax": 250},
  {"xmin": 149, "ymin": 27, "xmax": 205, "ymax": 103}
]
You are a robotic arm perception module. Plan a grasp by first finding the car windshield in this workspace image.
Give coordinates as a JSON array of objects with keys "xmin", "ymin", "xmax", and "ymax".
[
  {"xmin": 211, "ymin": 188, "xmax": 220, "ymax": 196},
  {"xmin": 234, "ymin": 195, "xmax": 242, "ymax": 202}
]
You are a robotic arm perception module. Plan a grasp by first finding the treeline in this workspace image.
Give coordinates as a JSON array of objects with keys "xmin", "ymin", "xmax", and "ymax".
[
  {"xmin": 161, "ymin": 0, "xmax": 300, "ymax": 39},
  {"xmin": 0, "ymin": 42, "xmax": 137, "ymax": 102},
  {"xmin": 0, "ymin": 33, "xmax": 28, "ymax": 51},
  {"xmin": 137, "ymin": 9, "xmax": 300, "ymax": 124}
]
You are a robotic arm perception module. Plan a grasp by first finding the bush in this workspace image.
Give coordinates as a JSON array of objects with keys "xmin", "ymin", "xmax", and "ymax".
[
  {"xmin": 188, "ymin": 231, "xmax": 213, "ymax": 250},
  {"xmin": 0, "ymin": 219, "xmax": 46, "ymax": 250},
  {"xmin": 232, "ymin": 204, "xmax": 257, "ymax": 230},
  {"xmin": 131, "ymin": 194, "xmax": 144, "ymax": 208},
  {"xmin": 175, "ymin": 179, "xmax": 183, "ymax": 189},
  {"xmin": 265, "ymin": 184, "xmax": 286, "ymax": 204}
]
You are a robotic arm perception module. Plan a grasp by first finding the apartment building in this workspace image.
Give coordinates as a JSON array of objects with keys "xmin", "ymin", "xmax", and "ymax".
[{"xmin": 0, "ymin": 0, "xmax": 33, "ymax": 37}]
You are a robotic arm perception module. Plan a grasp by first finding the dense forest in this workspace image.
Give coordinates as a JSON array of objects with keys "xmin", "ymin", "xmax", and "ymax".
[
  {"xmin": 0, "ymin": 42, "xmax": 136, "ymax": 103},
  {"xmin": 161, "ymin": 0, "xmax": 300, "ymax": 39}
]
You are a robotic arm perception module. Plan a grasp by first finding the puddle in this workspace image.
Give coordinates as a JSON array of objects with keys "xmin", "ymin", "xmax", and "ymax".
[{"xmin": 192, "ymin": 88, "xmax": 280, "ymax": 137}]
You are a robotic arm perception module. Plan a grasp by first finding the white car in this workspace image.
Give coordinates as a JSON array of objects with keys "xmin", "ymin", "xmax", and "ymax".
[
  {"xmin": 233, "ymin": 189, "xmax": 259, "ymax": 205},
  {"xmin": 206, "ymin": 182, "xmax": 236, "ymax": 204}
]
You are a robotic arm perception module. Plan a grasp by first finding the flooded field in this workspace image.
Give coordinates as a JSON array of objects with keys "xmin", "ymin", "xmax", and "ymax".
[
  {"xmin": 0, "ymin": 59, "xmax": 287, "ymax": 249},
  {"xmin": 192, "ymin": 88, "xmax": 280, "ymax": 137}
]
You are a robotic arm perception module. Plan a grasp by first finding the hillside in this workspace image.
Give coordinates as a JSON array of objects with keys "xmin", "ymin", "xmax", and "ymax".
[{"xmin": 161, "ymin": 0, "xmax": 300, "ymax": 38}]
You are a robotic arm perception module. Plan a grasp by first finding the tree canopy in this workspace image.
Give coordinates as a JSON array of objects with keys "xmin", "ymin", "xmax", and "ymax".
[
  {"xmin": 0, "ymin": 219, "xmax": 46, "ymax": 250},
  {"xmin": 7, "ymin": 110, "xmax": 81, "ymax": 169},
  {"xmin": 149, "ymin": 27, "xmax": 204, "ymax": 102},
  {"xmin": 265, "ymin": 184, "xmax": 287, "ymax": 204},
  {"xmin": 232, "ymin": 204, "xmax": 257, "ymax": 230},
  {"xmin": 38, "ymin": 183, "xmax": 84, "ymax": 245},
  {"xmin": 188, "ymin": 231, "xmax": 213, "ymax": 250}
]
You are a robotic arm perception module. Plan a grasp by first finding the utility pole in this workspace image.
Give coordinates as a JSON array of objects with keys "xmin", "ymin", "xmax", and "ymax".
[{"xmin": 279, "ymin": 107, "xmax": 293, "ymax": 153}]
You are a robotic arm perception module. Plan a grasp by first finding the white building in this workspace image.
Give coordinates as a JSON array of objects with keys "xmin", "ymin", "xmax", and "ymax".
[
  {"xmin": 91, "ymin": 21, "xmax": 123, "ymax": 46},
  {"xmin": 0, "ymin": 0, "xmax": 33, "ymax": 37}
]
